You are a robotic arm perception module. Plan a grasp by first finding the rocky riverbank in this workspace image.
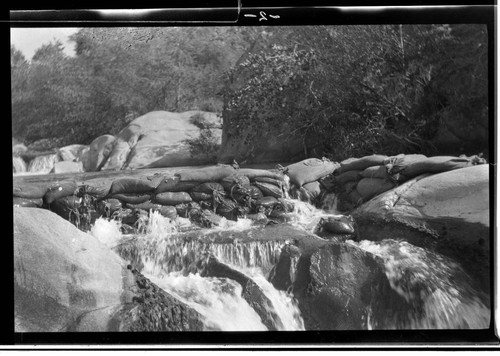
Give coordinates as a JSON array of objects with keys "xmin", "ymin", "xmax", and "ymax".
[{"xmin": 13, "ymin": 153, "xmax": 491, "ymax": 331}]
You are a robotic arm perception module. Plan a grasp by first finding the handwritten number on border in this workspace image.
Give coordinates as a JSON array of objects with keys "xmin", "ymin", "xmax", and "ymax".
[{"xmin": 244, "ymin": 12, "xmax": 280, "ymax": 21}]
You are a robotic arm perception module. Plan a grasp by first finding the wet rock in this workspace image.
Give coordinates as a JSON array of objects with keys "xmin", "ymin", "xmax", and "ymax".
[
  {"xmin": 316, "ymin": 215, "xmax": 355, "ymax": 239},
  {"xmin": 288, "ymin": 243, "xmax": 409, "ymax": 330},
  {"xmin": 196, "ymin": 255, "xmax": 281, "ymax": 331},
  {"xmin": 115, "ymin": 269, "xmax": 204, "ymax": 331},
  {"xmin": 13, "ymin": 156, "xmax": 27, "ymax": 174},
  {"xmin": 352, "ymin": 164, "xmax": 490, "ymax": 293}
]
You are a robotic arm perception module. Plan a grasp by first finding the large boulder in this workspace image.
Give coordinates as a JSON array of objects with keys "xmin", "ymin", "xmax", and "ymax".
[
  {"xmin": 270, "ymin": 242, "xmax": 409, "ymax": 330},
  {"xmin": 13, "ymin": 143, "xmax": 28, "ymax": 156},
  {"xmin": 57, "ymin": 144, "xmax": 89, "ymax": 162},
  {"xmin": 124, "ymin": 111, "xmax": 222, "ymax": 169},
  {"xmin": 351, "ymin": 164, "xmax": 490, "ymax": 292},
  {"xmin": 14, "ymin": 207, "xmax": 204, "ymax": 332},
  {"xmin": 101, "ymin": 141, "xmax": 131, "ymax": 171},
  {"xmin": 14, "ymin": 207, "xmax": 124, "ymax": 332},
  {"xmin": 86, "ymin": 134, "xmax": 116, "ymax": 172},
  {"xmin": 97, "ymin": 111, "xmax": 222, "ymax": 170},
  {"xmin": 50, "ymin": 161, "xmax": 84, "ymax": 174}
]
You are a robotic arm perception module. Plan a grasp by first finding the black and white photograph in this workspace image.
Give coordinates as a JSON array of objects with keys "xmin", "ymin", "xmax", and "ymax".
[{"xmin": 8, "ymin": 4, "xmax": 498, "ymax": 349}]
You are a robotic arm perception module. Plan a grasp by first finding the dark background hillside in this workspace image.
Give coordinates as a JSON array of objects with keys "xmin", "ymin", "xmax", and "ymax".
[{"xmin": 11, "ymin": 25, "xmax": 489, "ymax": 162}]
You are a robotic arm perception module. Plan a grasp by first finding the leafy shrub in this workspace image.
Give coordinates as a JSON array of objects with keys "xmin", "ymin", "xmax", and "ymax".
[{"xmin": 183, "ymin": 128, "xmax": 220, "ymax": 163}]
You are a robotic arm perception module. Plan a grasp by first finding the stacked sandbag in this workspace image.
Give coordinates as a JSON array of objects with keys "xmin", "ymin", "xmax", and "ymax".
[
  {"xmin": 329, "ymin": 153, "xmax": 487, "ymax": 212},
  {"xmin": 384, "ymin": 154, "xmax": 487, "ymax": 183},
  {"xmin": 329, "ymin": 155, "xmax": 393, "ymax": 212},
  {"xmin": 112, "ymin": 164, "xmax": 290, "ymax": 226},
  {"xmin": 13, "ymin": 182, "xmax": 50, "ymax": 202},
  {"xmin": 285, "ymin": 158, "xmax": 339, "ymax": 203}
]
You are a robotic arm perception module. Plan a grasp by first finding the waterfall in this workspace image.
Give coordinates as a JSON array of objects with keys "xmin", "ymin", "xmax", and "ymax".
[
  {"xmin": 90, "ymin": 195, "xmax": 490, "ymax": 331},
  {"xmin": 92, "ymin": 213, "xmax": 305, "ymax": 331},
  {"xmin": 12, "ymin": 156, "xmax": 27, "ymax": 174},
  {"xmin": 27, "ymin": 153, "xmax": 60, "ymax": 174},
  {"xmin": 349, "ymin": 239, "xmax": 490, "ymax": 329}
]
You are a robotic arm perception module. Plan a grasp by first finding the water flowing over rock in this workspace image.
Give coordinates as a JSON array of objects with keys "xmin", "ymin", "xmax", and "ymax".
[
  {"xmin": 27, "ymin": 153, "xmax": 61, "ymax": 174},
  {"xmin": 13, "ymin": 156, "xmax": 27, "ymax": 174},
  {"xmin": 352, "ymin": 164, "xmax": 490, "ymax": 293},
  {"xmin": 12, "ymin": 158, "xmax": 492, "ymax": 333},
  {"xmin": 297, "ymin": 243, "xmax": 407, "ymax": 330}
]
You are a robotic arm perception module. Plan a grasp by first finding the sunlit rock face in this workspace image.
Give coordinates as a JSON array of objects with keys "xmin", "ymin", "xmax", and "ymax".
[
  {"xmin": 98, "ymin": 111, "xmax": 222, "ymax": 170},
  {"xmin": 14, "ymin": 207, "xmax": 205, "ymax": 332}
]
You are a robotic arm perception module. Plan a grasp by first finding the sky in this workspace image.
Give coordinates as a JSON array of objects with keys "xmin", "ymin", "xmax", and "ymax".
[{"xmin": 10, "ymin": 28, "xmax": 79, "ymax": 60}]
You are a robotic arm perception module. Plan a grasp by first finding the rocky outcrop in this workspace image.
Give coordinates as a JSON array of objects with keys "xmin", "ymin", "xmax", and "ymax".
[
  {"xmin": 193, "ymin": 255, "xmax": 282, "ymax": 331},
  {"xmin": 87, "ymin": 134, "xmax": 116, "ymax": 172},
  {"xmin": 100, "ymin": 111, "xmax": 222, "ymax": 171},
  {"xmin": 50, "ymin": 161, "xmax": 84, "ymax": 174},
  {"xmin": 14, "ymin": 207, "xmax": 204, "ymax": 332},
  {"xmin": 351, "ymin": 164, "xmax": 490, "ymax": 293},
  {"xmin": 15, "ymin": 111, "xmax": 222, "ymax": 174},
  {"xmin": 270, "ymin": 241, "xmax": 409, "ymax": 330},
  {"xmin": 114, "ymin": 268, "xmax": 204, "ymax": 331},
  {"xmin": 57, "ymin": 144, "xmax": 89, "ymax": 163},
  {"xmin": 14, "ymin": 207, "xmax": 124, "ymax": 332}
]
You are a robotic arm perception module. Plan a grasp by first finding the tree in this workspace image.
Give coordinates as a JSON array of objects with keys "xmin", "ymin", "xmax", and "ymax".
[{"xmin": 222, "ymin": 24, "xmax": 489, "ymax": 161}]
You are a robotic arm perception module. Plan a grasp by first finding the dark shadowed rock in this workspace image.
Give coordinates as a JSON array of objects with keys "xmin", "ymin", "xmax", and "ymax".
[
  {"xmin": 113, "ymin": 269, "xmax": 204, "ymax": 331},
  {"xmin": 297, "ymin": 243, "xmax": 410, "ymax": 330}
]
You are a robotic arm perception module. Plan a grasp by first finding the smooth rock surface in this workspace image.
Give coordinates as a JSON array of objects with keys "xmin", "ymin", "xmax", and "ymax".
[
  {"xmin": 14, "ymin": 207, "xmax": 204, "ymax": 332},
  {"xmin": 50, "ymin": 161, "xmax": 85, "ymax": 174},
  {"xmin": 86, "ymin": 134, "xmax": 116, "ymax": 172},
  {"xmin": 14, "ymin": 207, "xmax": 124, "ymax": 332},
  {"xmin": 98, "ymin": 111, "xmax": 222, "ymax": 170},
  {"xmin": 58, "ymin": 144, "xmax": 89, "ymax": 163}
]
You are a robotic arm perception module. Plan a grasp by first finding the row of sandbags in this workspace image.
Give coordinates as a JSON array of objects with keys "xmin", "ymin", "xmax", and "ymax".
[
  {"xmin": 284, "ymin": 158, "xmax": 340, "ymax": 204},
  {"xmin": 323, "ymin": 153, "xmax": 487, "ymax": 212},
  {"xmin": 13, "ymin": 165, "xmax": 290, "ymax": 228}
]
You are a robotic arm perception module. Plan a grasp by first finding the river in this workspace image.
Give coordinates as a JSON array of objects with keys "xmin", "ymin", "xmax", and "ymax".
[{"xmin": 15, "ymin": 165, "xmax": 491, "ymax": 331}]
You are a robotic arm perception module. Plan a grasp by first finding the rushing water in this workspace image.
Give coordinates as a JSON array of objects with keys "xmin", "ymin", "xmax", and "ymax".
[
  {"xmin": 90, "ymin": 195, "xmax": 490, "ymax": 331},
  {"xmin": 349, "ymin": 239, "xmax": 490, "ymax": 329},
  {"xmin": 92, "ymin": 211, "xmax": 304, "ymax": 331},
  {"xmin": 12, "ymin": 156, "xmax": 27, "ymax": 174},
  {"xmin": 26, "ymin": 153, "xmax": 60, "ymax": 174}
]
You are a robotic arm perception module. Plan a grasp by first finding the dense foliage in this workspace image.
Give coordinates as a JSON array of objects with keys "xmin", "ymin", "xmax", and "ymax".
[
  {"xmin": 11, "ymin": 25, "xmax": 488, "ymax": 159},
  {"xmin": 11, "ymin": 27, "xmax": 247, "ymax": 147},
  {"xmin": 223, "ymin": 25, "xmax": 488, "ymax": 160}
]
